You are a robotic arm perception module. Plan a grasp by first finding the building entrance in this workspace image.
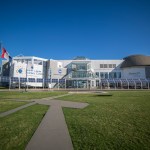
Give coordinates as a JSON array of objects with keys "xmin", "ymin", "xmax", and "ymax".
[{"xmin": 66, "ymin": 80, "xmax": 89, "ymax": 88}]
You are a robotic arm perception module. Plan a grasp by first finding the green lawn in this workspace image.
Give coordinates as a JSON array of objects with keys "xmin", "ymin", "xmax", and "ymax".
[
  {"xmin": 0, "ymin": 87, "xmax": 8, "ymax": 89},
  {"xmin": 0, "ymin": 91, "xmax": 67, "ymax": 100},
  {"xmin": 59, "ymin": 91, "xmax": 150, "ymax": 150},
  {"xmin": 0, "ymin": 104, "xmax": 48, "ymax": 150},
  {"xmin": 0, "ymin": 100, "xmax": 29, "ymax": 113},
  {"xmin": 0, "ymin": 91, "xmax": 150, "ymax": 150}
]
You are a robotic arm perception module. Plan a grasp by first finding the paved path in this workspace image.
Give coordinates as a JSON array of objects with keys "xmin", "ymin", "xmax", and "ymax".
[
  {"xmin": 1, "ymin": 93, "xmax": 89, "ymax": 150},
  {"xmin": 26, "ymin": 100, "xmax": 88, "ymax": 150},
  {"xmin": 40, "ymin": 93, "xmax": 72, "ymax": 100},
  {"xmin": 0, "ymin": 93, "xmax": 71, "ymax": 117},
  {"xmin": 0, "ymin": 102, "xmax": 36, "ymax": 117}
]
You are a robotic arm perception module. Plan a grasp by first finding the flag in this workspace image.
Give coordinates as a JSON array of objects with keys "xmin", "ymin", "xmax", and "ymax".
[{"xmin": 1, "ymin": 47, "xmax": 12, "ymax": 61}]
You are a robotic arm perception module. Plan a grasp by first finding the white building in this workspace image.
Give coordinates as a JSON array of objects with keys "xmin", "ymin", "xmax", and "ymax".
[{"xmin": 1, "ymin": 55, "xmax": 150, "ymax": 89}]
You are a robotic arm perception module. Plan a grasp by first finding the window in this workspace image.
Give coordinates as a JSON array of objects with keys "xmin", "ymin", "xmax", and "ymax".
[
  {"xmin": 104, "ymin": 64, "xmax": 108, "ymax": 68},
  {"xmin": 113, "ymin": 64, "xmax": 116, "ymax": 68},
  {"xmin": 100, "ymin": 64, "xmax": 104, "ymax": 68},
  {"xmin": 96, "ymin": 72, "xmax": 99, "ymax": 77},
  {"xmin": 114, "ymin": 72, "xmax": 117, "ymax": 78},
  {"xmin": 100, "ymin": 72, "xmax": 108, "ymax": 79},
  {"xmin": 28, "ymin": 78, "xmax": 35, "ymax": 82},
  {"xmin": 109, "ymin": 64, "xmax": 113, "ymax": 68},
  {"xmin": 105, "ymin": 72, "xmax": 108, "ymax": 79},
  {"xmin": 72, "ymin": 71, "xmax": 87, "ymax": 78},
  {"xmin": 109, "ymin": 72, "xmax": 117, "ymax": 78},
  {"xmin": 92, "ymin": 81, "xmax": 94, "ymax": 87},
  {"xmin": 96, "ymin": 80, "xmax": 99, "ymax": 87},
  {"xmin": 117, "ymin": 72, "xmax": 121, "ymax": 78},
  {"xmin": 109, "ymin": 72, "xmax": 113, "ymax": 78},
  {"xmin": 100, "ymin": 72, "xmax": 104, "ymax": 78},
  {"xmin": 34, "ymin": 59, "xmax": 42, "ymax": 65}
]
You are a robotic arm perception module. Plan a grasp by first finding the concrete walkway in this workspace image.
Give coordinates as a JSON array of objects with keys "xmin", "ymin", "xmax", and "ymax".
[
  {"xmin": 1, "ymin": 93, "xmax": 89, "ymax": 150},
  {"xmin": 0, "ymin": 102, "xmax": 36, "ymax": 117},
  {"xmin": 0, "ymin": 93, "xmax": 72, "ymax": 118},
  {"xmin": 40, "ymin": 93, "xmax": 72, "ymax": 100},
  {"xmin": 26, "ymin": 100, "xmax": 88, "ymax": 150}
]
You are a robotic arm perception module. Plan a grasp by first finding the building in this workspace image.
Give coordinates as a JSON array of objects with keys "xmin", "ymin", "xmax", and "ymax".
[{"xmin": 1, "ymin": 54, "xmax": 150, "ymax": 89}]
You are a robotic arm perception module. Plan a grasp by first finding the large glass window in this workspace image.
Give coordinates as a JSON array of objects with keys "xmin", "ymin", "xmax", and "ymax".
[
  {"xmin": 72, "ymin": 71, "xmax": 87, "ymax": 78},
  {"xmin": 109, "ymin": 72, "xmax": 117, "ymax": 78},
  {"xmin": 109, "ymin": 72, "xmax": 113, "ymax": 78},
  {"xmin": 87, "ymin": 64, "xmax": 91, "ymax": 70},
  {"xmin": 96, "ymin": 72, "xmax": 99, "ymax": 78},
  {"xmin": 70, "ymin": 62, "xmax": 92, "ymax": 78},
  {"xmin": 116, "ymin": 72, "xmax": 121, "ymax": 78},
  {"xmin": 105, "ymin": 72, "xmax": 108, "ymax": 79},
  {"xmin": 100, "ymin": 72, "xmax": 108, "ymax": 79},
  {"xmin": 72, "ymin": 64, "xmax": 87, "ymax": 71},
  {"xmin": 96, "ymin": 80, "xmax": 99, "ymax": 87},
  {"xmin": 114, "ymin": 72, "xmax": 117, "ymax": 78},
  {"xmin": 100, "ymin": 72, "xmax": 104, "ymax": 78},
  {"xmin": 92, "ymin": 81, "xmax": 94, "ymax": 87}
]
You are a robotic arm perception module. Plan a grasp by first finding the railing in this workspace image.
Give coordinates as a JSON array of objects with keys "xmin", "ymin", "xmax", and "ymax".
[
  {"xmin": 0, "ymin": 76, "xmax": 150, "ymax": 90},
  {"xmin": 100, "ymin": 78, "xmax": 150, "ymax": 89},
  {"xmin": 0, "ymin": 77, "xmax": 66, "ymax": 83}
]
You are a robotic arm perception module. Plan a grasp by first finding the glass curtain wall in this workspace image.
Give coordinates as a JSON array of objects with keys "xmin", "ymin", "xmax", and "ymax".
[
  {"xmin": 71, "ymin": 62, "xmax": 91, "ymax": 78},
  {"xmin": 66, "ymin": 61, "xmax": 93, "ymax": 88}
]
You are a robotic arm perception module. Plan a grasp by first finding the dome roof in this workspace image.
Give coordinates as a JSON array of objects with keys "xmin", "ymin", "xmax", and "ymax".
[{"xmin": 120, "ymin": 55, "xmax": 150, "ymax": 68}]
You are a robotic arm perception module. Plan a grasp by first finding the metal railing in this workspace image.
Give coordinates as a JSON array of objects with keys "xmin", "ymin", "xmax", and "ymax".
[{"xmin": 0, "ymin": 76, "xmax": 150, "ymax": 90}]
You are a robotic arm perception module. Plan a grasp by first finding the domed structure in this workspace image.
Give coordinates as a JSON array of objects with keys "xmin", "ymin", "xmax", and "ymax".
[{"xmin": 120, "ymin": 55, "xmax": 150, "ymax": 68}]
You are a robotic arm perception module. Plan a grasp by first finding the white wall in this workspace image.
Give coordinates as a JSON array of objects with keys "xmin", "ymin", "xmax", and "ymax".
[
  {"xmin": 11, "ymin": 62, "xmax": 44, "ymax": 87},
  {"xmin": 91, "ymin": 60, "xmax": 123, "ymax": 72},
  {"xmin": 12, "ymin": 62, "xmax": 44, "ymax": 78},
  {"xmin": 13, "ymin": 62, "xmax": 27, "ymax": 78},
  {"xmin": 50, "ymin": 60, "xmax": 67, "ymax": 79}
]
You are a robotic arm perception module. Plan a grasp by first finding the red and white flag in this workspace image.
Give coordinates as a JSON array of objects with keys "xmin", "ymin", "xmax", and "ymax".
[{"xmin": 1, "ymin": 47, "xmax": 12, "ymax": 61}]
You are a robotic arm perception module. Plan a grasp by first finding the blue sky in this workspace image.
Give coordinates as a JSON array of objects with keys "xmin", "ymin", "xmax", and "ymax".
[{"xmin": 0, "ymin": 0, "xmax": 150, "ymax": 60}]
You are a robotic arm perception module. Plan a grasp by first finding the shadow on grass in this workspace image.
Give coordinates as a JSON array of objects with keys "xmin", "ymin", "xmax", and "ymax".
[{"xmin": 92, "ymin": 93, "xmax": 113, "ymax": 97}]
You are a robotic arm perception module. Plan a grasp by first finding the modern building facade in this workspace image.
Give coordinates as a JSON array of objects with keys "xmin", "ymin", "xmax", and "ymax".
[{"xmin": 1, "ymin": 55, "xmax": 150, "ymax": 89}]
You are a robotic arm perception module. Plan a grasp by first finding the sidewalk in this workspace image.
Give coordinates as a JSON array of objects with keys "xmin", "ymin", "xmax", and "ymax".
[
  {"xmin": 26, "ymin": 100, "xmax": 89, "ymax": 150},
  {"xmin": 0, "ymin": 102, "xmax": 36, "ymax": 117},
  {"xmin": 0, "ymin": 93, "xmax": 88, "ymax": 150}
]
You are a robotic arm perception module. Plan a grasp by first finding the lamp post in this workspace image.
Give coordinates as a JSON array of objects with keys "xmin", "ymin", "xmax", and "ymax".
[{"xmin": 58, "ymin": 69, "xmax": 62, "ymax": 90}]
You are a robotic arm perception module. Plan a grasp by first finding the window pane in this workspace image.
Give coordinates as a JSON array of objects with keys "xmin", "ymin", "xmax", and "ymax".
[
  {"xmin": 100, "ymin": 72, "xmax": 104, "ymax": 78},
  {"xmin": 109, "ymin": 64, "xmax": 113, "ymax": 68},
  {"xmin": 113, "ymin": 64, "xmax": 116, "ymax": 68},
  {"xmin": 96, "ymin": 72, "xmax": 99, "ymax": 77},
  {"xmin": 104, "ymin": 64, "xmax": 107, "ymax": 68},
  {"xmin": 100, "ymin": 64, "xmax": 103, "ymax": 68},
  {"xmin": 105, "ymin": 72, "xmax": 108, "ymax": 79},
  {"xmin": 117, "ymin": 72, "xmax": 121, "ymax": 78}
]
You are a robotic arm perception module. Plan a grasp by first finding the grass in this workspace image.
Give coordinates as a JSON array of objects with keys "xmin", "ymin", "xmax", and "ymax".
[
  {"xmin": 0, "ymin": 100, "xmax": 29, "ymax": 113},
  {"xmin": 0, "ymin": 87, "xmax": 8, "ymax": 89},
  {"xmin": 0, "ymin": 104, "xmax": 48, "ymax": 150},
  {"xmin": 0, "ymin": 91, "xmax": 67, "ymax": 100},
  {"xmin": 0, "ymin": 91, "xmax": 150, "ymax": 150},
  {"xmin": 59, "ymin": 91, "xmax": 150, "ymax": 150}
]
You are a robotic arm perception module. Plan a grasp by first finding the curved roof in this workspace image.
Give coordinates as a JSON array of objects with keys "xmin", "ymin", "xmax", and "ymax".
[{"xmin": 120, "ymin": 55, "xmax": 150, "ymax": 68}]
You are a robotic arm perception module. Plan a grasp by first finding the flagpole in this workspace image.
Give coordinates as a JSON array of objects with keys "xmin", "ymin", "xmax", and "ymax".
[
  {"xmin": 0, "ymin": 41, "xmax": 2, "ymax": 77},
  {"xmin": 0, "ymin": 42, "xmax": 12, "ymax": 89},
  {"xmin": 25, "ymin": 60, "xmax": 28, "ymax": 92}
]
